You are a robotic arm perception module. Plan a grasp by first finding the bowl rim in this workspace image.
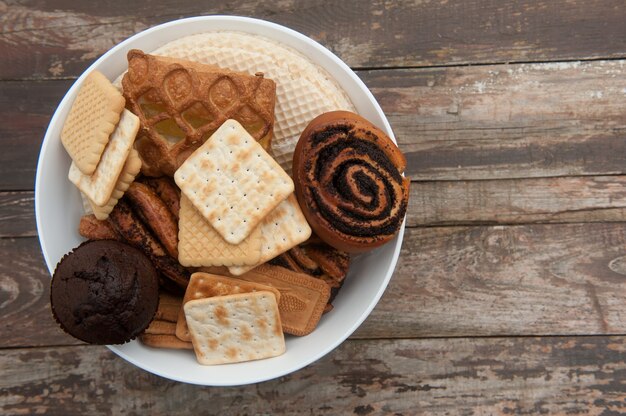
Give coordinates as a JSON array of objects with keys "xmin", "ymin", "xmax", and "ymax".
[{"xmin": 35, "ymin": 15, "xmax": 406, "ymax": 385}]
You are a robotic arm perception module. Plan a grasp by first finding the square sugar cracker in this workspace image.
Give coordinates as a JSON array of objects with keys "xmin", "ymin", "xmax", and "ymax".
[
  {"xmin": 61, "ymin": 71, "xmax": 126, "ymax": 176},
  {"xmin": 184, "ymin": 291, "xmax": 285, "ymax": 365},
  {"xmin": 174, "ymin": 119, "xmax": 294, "ymax": 245}
]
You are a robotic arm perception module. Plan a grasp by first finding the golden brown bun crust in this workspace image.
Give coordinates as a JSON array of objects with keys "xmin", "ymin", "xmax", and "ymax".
[{"xmin": 293, "ymin": 111, "xmax": 409, "ymax": 253}]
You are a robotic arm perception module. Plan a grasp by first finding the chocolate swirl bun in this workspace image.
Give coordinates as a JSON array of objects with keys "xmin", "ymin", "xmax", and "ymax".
[{"xmin": 293, "ymin": 111, "xmax": 410, "ymax": 253}]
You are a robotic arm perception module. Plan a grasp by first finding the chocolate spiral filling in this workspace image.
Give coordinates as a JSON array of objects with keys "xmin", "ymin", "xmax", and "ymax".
[{"xmin": 303, "ymin": 127, "xmax": 407, "ymax": 242}]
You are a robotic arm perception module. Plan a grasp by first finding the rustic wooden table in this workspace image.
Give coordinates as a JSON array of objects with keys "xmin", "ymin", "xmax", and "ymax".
[{"xmin": 2, "ymin": 1, "xmax": 626, "ymax": 414}]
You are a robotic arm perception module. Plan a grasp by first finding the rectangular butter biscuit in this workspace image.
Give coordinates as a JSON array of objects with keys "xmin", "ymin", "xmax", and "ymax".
[
  {"xmin": 61, "ymin": 70, "xmax": 126, "ymax": 175},
  {"xmin": 88, "ymin": 148, "xmax": 142, "ymax": 220},
  {"xmin": 69, "ymin": 109, "xmax": 139, "ymax": 206},
  {"xmin": 237, "ymin": 264, "xmax": 330, "ymax": 336}
]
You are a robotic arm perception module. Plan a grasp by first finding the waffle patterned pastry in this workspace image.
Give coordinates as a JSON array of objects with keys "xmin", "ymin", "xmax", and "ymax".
[
  {"xmin": 151, "ymin": 32, "xmax": 355, "ymax": 174},
  {"xmin": 121, "ymin": 49, "xmax": 276, "ymax": 177}
]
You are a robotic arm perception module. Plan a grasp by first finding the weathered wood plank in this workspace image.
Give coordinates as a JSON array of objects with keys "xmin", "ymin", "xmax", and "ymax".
[
  {"xmin": 2, "ymin": 0, "xmax": 626, "ymax": 80},
  {"xmin": 408, "ymin": 176, "xmax": 626, "ymax": 226},
  {"xmin": 356, "ymin": 222, "xmax": 626, "ymax": 338},
  {"xmin": 3, "ymin": 60, "xmax": 626, "ymax": 190},
  {"xmin": 6, "ymin": 222, "xmax": 626, "ymax": 347},
  {"xmin": 1, "ymin": 336, "xmax": 625, "ymax": 414},
  {"xmin": 0, "ymin": 80, "xmax": 63, "ymax": 190},
  {"xmin": 10, "ymin": 174, "xmax": 626, "ymax": 238},
  {"xmin": 0, "ymin": 192, "xmax": 35, "ymax": 237},
  {"xmin": 0, "ymin": 238, "xmax": 75, "ymax": 348},
  {"xmin": 363, "ymin": 60, "xmax": 626, "ymax": 180}
]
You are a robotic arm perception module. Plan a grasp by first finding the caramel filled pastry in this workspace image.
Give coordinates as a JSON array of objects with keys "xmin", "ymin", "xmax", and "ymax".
[
  {"xmin": 122, "ymin": 50, "xmax": 276, "ymax": 177},
  {"xmin": 293, "ymin": 111, "xmax": 409, "ymax": 253}
]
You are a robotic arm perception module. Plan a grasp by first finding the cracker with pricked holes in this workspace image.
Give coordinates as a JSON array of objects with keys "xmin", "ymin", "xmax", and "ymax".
[
  {"xmin": 178, "ymin": 195, "xmax": 262, "ymax": 267},
  {"xmin": 174, "ymin": 119, "xmax": 294, "ymax": 245},
  {"xmin": 69, "ymin": 109, "xmax": 139, "ymax": 206},
  {"xmin": 184, "ymin": 291, "xmax": 285, "ymax": 365},
  {"xmin": 228, "ymin": 194, "xmax": 311, "ymax": 276},
  {"xmin": 176, "ymin": 272, "xmax": 281, "ymax": 342},
  {"xmin": 237, "ymin": 264, "xmax": 330, "ymax": 336},
  {"xmin": 61, "ymin": 71, "xmax": 126, "ymax": 175},
  {"xmin": 87, "ymin": 149, "xmax": 142, "ymax": 220}
]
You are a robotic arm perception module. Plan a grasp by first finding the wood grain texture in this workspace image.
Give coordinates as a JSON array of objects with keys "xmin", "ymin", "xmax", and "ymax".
[
  {"xmin": 0, "ymin": 192, "xmax": 35, "ymax": 237},
  {"xmin": 2, "ymin": 0, "xmax": 626, "ymax": 80},
  {"xmin": 2, "ymin": 336, "xmax": 625, "ymax": 415},
  {"xmin": 356, "ymin": 223, "xmax": 626, "ymax": 338},
  {"xmin": 4, "ymin": 60, "xmax": 626, "ymax": 190},
  {"xmin": 6, "ymin": 221, "xmax": 626, "ymax": 347},
  {"xmin": 0, "ymin": 80, "xmax": 64, "ymax": 190},
  {"xmin": 11, "ymin": 174, "xmax": 626, "ymax": 238},
  {"xmin": 362, "ymin": 60, "xmax": 626, "ymax": 180},
  {"xmin": 0, "ymin": 238, "xmax": 74, "ymax": 348},
  {"xmin": 408, "ymin": 176, "xmax": 626, "ymax": 226},
  {"xmin": 3, "ymin": 0, "xmax": 626, "ymax": 410}
]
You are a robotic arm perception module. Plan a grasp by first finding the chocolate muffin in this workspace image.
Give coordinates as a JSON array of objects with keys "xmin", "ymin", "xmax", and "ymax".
[{"xmin": 50, "ymin": 240, "xmax": 159, "ymax": 344}]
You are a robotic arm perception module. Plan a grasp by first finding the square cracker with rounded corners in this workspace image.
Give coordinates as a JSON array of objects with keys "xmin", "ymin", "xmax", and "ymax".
[
  {"xmin": 228, "ymin": 194, "xmax": 311, "ymax": 276},
  {"xmin": 176, "ymin": 272, "xmax": 281, "ymax": 342},
  {"xmin": 184, "ymin": 291, "xmax": 285, "ymax": 365},
  {"xmin": 177, "ymin": 194, "xmax": 262, "ymax": 267},
  {"xmin": 61, "ymin": 71, "xmax": 125, "ymax": 175},
  {"xmin": 68, "ymin": 109, "xmax": 139, "ymax": 206},
  {"xmin": 174, "ymin": 119, "xmax": 294, "ymax": 245}
]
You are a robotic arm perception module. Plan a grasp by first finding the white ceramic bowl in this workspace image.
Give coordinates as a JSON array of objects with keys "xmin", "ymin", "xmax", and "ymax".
[{"xmin": 35, "ymin": 16, "xmax": 405, "ymax": 386}]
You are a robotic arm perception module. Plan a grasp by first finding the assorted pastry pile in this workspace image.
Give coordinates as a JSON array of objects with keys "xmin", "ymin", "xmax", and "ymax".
[{"xmin": 49, "ymin": 32, "xmax": 409, "ymax": 366}]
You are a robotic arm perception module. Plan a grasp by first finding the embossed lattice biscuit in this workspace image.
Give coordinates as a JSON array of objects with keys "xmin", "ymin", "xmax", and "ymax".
[
  {"xmin": 237, "ymin": 264, "xmax": 330, "ymax": 336},
  {"xmin": 175, "ymin": 120, "xmax": 294, "ymax": 244},
  {"xmin": 270, "ymin": 240, "xmax": 351, "ymax": 312},
  {"xmin": 228, "ymin": 194, "xmax": 311, "ymax": 276},
  {"xmin": 88, "ymin": 149, "xmax": 142, "ymax": 220},
  {"xmin": 178, "ymin": 195, "xmax": 262, "ymax": 267},
  {"xmin": 176, "ymin": 272, "xmax": 280, "ymax": 342},
  {"xmin": 121, "ymin": 50, "xmax": 276, "ymax": 177},
  {"xmin": 68, "ymin": 109, "xmax": 139, "ymax": 206},
  {"xmin": 62, "ymin": 71, "xmax": 126, "ymax": 175},
  {"xmin": 184, "ymin": 292, "xmax": 285, "ymax": 365},
  {"xmin": 150, "ymin": 32, "xmax": 355, "ymax": 174}
]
